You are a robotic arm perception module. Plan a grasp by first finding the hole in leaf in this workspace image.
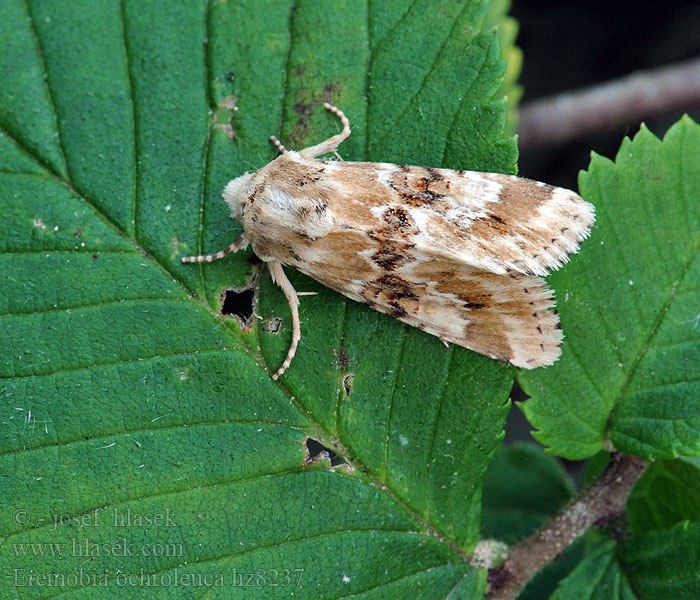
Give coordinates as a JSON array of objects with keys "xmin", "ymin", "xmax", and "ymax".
[
  {"xmin": 267, "ymin": 317, "xmax": 282, "ymax": 334},
  {"xmin": 305, "ymin": 438, "xmax": 345, "ymax": 468},
  {"xmin": 342, "ymin": 374, "xmax": 354, "ymax": 396},
  {"xmin": 220, "ymin": 272, "xmax": 258, "ymax": 330},
  {"xmin": 221, "ymin": 288, "xmax": 255, "ymax": 326}
]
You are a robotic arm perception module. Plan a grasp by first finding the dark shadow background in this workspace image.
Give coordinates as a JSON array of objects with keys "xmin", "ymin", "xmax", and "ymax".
[
  {"xmin": 514, "ymin": 0, "xmax": 700, "ymax": 190},
  {"xmin": 504, "ymin": 0, "xmax": 700, "ymax": 480}
]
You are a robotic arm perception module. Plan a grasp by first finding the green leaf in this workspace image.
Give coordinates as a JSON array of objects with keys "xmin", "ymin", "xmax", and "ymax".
[
  {"xmin": 621, "ymin": 520, "xmax": 700, "ymax": 599},
  {"xmin": 520, "ymin": 117, "xmax": 700, "ymax": 460},
  {"xmin": 628, "ymin": 458, "xmax": 700, "ymax": 533},
  {"xmin": 0, "ymin": 0, "xmax": 518, "ymax": 597},
  {"xmin": 484, "ymin": 0, "xmax": 522, "ymax": 136},
  {"xmin": 551, "ymin": 541, "xmax": 637, "ymax": 600},
  {"xmin": 553, "ymin": 521, "xmax": 700, "ymax": 600},
  {"xmin": 481, "ymin": 442, "xmax": 575, "ymax": 544}
]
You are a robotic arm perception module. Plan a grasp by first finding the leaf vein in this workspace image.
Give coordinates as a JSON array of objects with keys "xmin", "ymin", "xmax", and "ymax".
[
  {"xmin": 0, "ymin": 418, "xmax": 308, "ymax": 460},
  {"xmin": 20, "ymin": 0, "xmax": 69, "ymax": 178},
  {"xmin": 608, "ymin": 241, "xmax": 700, "ymax": 436},
  {"xmin": 2, "ymin": 348, "xmax": 236, "ymax": 382},
  {"xmin": 373, "ymin": 1, "xmax": 473, "ymax": 149},
  {"xmin": 424, "ymin": 345, "xmax": 455, "ymax": 530},
  {"xmin": 383, "ymin": 329, "xmax": 409, "ymax": 480},
  {"xmin": 117, "ymin": 0, "xmax": 138, "ymax": 238},
  {"xmin": 0, "ymin": 296, "xmax": 192, "ymax": 319}
]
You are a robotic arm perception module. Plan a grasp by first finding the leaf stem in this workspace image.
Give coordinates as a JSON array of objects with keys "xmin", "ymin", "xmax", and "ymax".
[
  {"xmin": 485, "ymin": 452, "xmax": 649, "ymax": 600},
  {"xmin": 518, "ymin": 56, "xmax": 700, "ymax": 149}
]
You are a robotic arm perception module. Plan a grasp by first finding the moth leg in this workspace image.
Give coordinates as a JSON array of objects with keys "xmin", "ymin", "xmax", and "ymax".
[
  {"xmin": 181, "ymin": 234, "xmax": 249, "ymax": 263},
  {"xmin": 267, "ymin": 260, "xmax": 301, "ymax": 380},
  {"xmin": 270, "ymin": 135, "xmax": 287, "ymax": 154},
  {"xmin": 299, "ymin": 102, "xmax": 351, "ymax": 158}
]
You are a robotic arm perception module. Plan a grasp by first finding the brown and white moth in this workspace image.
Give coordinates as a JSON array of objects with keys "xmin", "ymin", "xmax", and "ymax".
[{"xmin": 183, "ymin": 103, "xmax": 595, "ymax": 380}]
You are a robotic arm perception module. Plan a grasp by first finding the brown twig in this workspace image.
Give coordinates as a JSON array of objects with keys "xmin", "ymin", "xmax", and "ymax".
[
  {"xmin": 486, "ymin": 452, "xmax": 649, "ymax": 600},
  {"xmin": 518, "ymin": 56, "xmax": 700, "ymax": 149}
]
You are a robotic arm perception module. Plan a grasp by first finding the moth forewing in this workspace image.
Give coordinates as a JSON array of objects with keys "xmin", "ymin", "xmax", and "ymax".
[{"xmin": 182, "ymin": 103, "xmax": 595, "ymax": 379}]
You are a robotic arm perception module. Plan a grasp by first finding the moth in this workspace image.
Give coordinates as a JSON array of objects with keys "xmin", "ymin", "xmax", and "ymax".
[{"xmin": 183, "ymin": 103, "xmax": 595, "ymax": 380}]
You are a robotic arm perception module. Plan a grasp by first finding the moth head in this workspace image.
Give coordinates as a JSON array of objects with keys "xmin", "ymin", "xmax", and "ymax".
[{"xmin": 222, "ymin": 173, "xmax": 254, "ymax": 219}]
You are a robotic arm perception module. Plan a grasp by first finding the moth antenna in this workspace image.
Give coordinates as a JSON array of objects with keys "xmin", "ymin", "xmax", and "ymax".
[
  {"xmin": 270, "ymin": 135, "xmax": 287, "ymax": 154},
  {"xmin": 299, "ymin": 103, "xmax": 352, "ymax": 158},
  {"xmin": 323, "ymin": 102, "xmax": 351, "ymax": 138},
  {"xmin": 181, "ymin": 234, "xmax": 248, "ymax": 263},
  {"xmin": 267, "ymin": 261, "xmax": 301, "ymax": 380}
]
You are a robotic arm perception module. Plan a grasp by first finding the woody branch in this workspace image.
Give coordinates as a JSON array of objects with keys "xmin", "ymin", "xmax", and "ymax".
[
  {"xmin": 486, "ymin": 452, "xmax": 649, "ymax": 600},
  {"xmin": 518, "ymin": 56, "xmax": 700, "ymax": 149}
]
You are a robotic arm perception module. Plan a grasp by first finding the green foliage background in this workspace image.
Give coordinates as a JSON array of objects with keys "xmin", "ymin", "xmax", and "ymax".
[{"xmin": 1, "ymin": 0, "xmax": 699, "ymax": 598}]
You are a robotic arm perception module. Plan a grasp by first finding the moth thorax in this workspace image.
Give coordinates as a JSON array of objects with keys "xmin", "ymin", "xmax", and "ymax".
[{"xmin": 222, "ymin": 172, "xmax": 254, "ymax": 218}]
